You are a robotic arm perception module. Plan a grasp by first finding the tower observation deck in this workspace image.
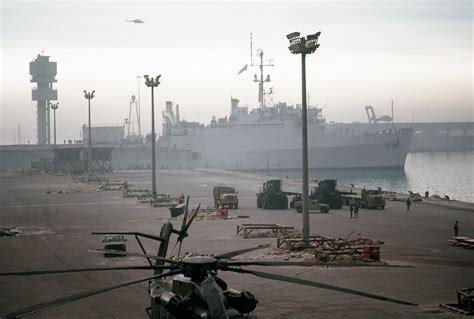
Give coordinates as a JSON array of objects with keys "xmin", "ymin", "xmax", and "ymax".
[{"xmin": 29, "ymin": 54, "xmax": 57, "ymax": 145}]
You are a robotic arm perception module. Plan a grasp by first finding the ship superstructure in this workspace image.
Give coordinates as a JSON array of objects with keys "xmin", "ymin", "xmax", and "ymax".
[{"xmin": 157, "ymin": 98, "xmax": 413, "ymax": 170}]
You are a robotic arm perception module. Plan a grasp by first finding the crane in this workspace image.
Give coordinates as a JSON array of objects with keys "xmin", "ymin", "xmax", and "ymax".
[{"xmin": 365, "ymin": 105, "xmax": 393, "ymax": 123}]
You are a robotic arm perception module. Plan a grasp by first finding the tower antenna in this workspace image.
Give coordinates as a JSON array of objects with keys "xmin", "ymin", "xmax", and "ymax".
[
  {"xmin": 250, "ymin": 34, "xmax": 274, "ymax": 109},
  {"xmin": 250, "ymin": 33, "xmax": 254, "ymax": 66}
]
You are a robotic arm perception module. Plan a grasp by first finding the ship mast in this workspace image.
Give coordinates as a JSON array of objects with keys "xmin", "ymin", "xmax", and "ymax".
[{"xmin": 250, "ymin": 33, "xmax": 274, "ymax": 109}]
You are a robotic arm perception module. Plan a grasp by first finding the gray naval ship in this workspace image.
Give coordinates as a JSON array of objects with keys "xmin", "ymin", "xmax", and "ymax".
[{"xmin": 154, "ymin": 98, "xmax": 414, "ymax": 171}]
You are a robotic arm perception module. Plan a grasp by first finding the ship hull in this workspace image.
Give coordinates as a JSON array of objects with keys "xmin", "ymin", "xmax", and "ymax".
[
  {"xmin": 204, "ymin": 133, "xmax": 412, "ymax": 170},
  {"xmin": 151, "ymin": 128, "xmax": 413, "ymax": 171}
]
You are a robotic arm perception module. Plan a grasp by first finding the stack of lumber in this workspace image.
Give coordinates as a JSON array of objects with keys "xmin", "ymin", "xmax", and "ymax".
[{"xmin": 448, "ymin": 237, "xmax": 474, "ymax": 249}]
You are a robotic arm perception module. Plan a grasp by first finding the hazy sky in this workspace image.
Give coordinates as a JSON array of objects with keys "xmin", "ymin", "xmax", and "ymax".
[{"xmin": 1, "ymin": 0, "xmax": 472, "ymax": 144}]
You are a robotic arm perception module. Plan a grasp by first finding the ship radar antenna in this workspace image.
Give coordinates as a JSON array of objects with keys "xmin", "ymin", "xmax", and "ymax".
[{"xmin": 249, "ymin": 34, "xmax": 274, "ymax": 109}]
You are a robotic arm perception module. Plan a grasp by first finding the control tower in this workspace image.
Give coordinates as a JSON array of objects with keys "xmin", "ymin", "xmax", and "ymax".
[{"xmin": 29, "ymin": 54, "xmax": 57, "ymax": 145}]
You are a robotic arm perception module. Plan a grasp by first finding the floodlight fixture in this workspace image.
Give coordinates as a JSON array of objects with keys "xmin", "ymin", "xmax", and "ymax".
[
  {"xmin": 50, "ymin": 101, "xmax": 59, "ymax": 110},
  {"xmin": 289, "ymin": 43, "xmax": 302, "ymax": 54},
  {"xmin": 84, "ymin": 90, "xmax": 95, "ymax": 100},
  {"xmin": 145, "ymin": 75, "xmax": 161, "ymax": 88},
  {"xmin": 306, "ymin": 32, "xmax": 321, "ymax": 41},
  {"xmin": 286, "ymin": 32, "xmax": 301, "ymax": 40},
  {"xmin": 287, "ymin": 31, "xmax": 321, "ymax": 56}
]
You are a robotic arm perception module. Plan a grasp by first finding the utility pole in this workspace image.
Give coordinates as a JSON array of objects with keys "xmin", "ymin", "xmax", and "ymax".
[
  {"xmin": 83, "ymin": 90, "xmax": 95, "ymax": 177},
  {"xmin": 144, "ymin": 75, "xmax": 161, "ymax": 195},
  {"xmin": 287, "ymin": 31, "xmax": 321, "ymax": 248},
  {"xmin": 50, "ymin": 102, "xmax": 59, "ymax": 146}
]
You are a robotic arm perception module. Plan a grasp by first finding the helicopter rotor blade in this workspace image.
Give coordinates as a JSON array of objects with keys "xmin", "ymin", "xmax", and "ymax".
[
  {"xmin": 0, "ymin": 265, "xmax": 173, "ymax": 277},
  {"xmin": 171, "ymin": 203, "xmax": 201, "ymax": 259},
  {"xmin": 183, "ymin": 203, "xmax": 200, "ymax": 232},
  {"xmin": 214, "ymin": 243, "xmax": 271, "ymax": 259},
  {"xmin": 5, "ymin": 270, "xmax": 182, "ymax": 319},
  {"xmin": 226, "ymin": 268, "xmax": 417, "ymax": 306},
  {"xmin": 182, "ymin": 195, "xmax": 191, "ymax": 226},
  {"xmin": 184, "ymin": 195, "xmax": 190, "ymax": 220},
  {"xmin": 222, "ymin": 260, "xmax": 414, "ymax": 268},
  {"xmin": 178, "ymin": 203, "xmax": 200, "ymax": 258},
  {"xmin": 222, "ymin": 260, "xmax": 317, "ymax": 267},
  {"xmin": 88, "ymin": 249, "xmax": 180, "ymax": 264}
]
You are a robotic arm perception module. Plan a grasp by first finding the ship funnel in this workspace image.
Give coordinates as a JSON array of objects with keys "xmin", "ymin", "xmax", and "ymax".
[
  {"xmin": 166, "ymin": 101, "xmax": 173, "ymax": 113},
  {"xmin": 231, "ymin": 98, "xmax": 239, "ymax": 110}
]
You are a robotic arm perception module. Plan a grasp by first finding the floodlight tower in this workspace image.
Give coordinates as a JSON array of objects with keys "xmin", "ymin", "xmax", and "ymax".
[
  {"xmin": 29, "ymin": 54, "xmax": 58, "ymax": 145},
  {"xmin": 286, "ymin": 31, "xmax": 321, "ymax": 248},
  {"xmin": 144, "ymin": 74, "xmax": 161, "ymax": 196},
  {"xmin": 49, "ymin": 102, "xmax": 59, "ymax": 147},
  {"xmin": 84, "ymin": 90, "xmax": 95, "ymax": 177}
]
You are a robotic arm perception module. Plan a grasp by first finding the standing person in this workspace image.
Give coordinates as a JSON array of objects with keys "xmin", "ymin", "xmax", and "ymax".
[
  {"xmin": 354, "ymin": 203, "xmax": 359, "ymax": 218},
  {"xmin": 454, "ymin": 221, "xmax": 459, "ymax": 237},
  {"xmin": 406, "ymin": 198, "xmax": 411, "ymax": 211},
  {"xmin": 178, "ymin": 193, "xmax": 185, "ymax": 204},
  {"xmin": 349, "ymin": 201, "xmax": 354, "ymax": 218}
]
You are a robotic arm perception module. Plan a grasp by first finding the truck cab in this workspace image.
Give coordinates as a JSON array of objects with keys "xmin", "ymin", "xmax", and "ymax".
[
  {"xmin": 102, "ymin": 235, "xmax": 127, "ymax": 257},
  {"xmin": 361, "ymin": 189, "xmax": 385, "ymax": 209},
  {"xmin": 213, "ymin": 186, "xmax": 239, "ymax": 209}
]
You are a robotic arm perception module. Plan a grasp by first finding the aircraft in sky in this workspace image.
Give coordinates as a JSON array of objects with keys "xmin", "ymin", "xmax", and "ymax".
[{"xmin": 125, "ymin": 19, "xmax": 144, "ymax": 24}]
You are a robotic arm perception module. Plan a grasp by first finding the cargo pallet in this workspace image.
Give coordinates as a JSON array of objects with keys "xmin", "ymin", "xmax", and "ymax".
[
  {"xmin": 439, "ymin": 288, "xmax": 474, "ymax": 315},
  {"xmin": 448, "ymin": 237, "xmax": 474, "ymax": 249},
  {"xmin": 237, "ymin": 224, "xmax": 294, "ymax": 239}
]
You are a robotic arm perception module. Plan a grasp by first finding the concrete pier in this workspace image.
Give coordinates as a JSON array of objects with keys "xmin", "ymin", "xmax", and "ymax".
[{"xmin": 0, "ymin": 169, "xmax": 473, "ymax": 318}]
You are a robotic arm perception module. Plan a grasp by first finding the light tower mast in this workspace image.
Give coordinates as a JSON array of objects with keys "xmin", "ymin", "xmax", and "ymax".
[{"xmin": 29, "ymin": 54, "xmax": 57, "ymax": 145}]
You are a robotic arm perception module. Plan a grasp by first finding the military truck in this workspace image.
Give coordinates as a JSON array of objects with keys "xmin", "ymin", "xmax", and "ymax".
[
  {"xmin": 360, "ymin": 188, "xmax": 385, "ymax": 209},
  {"xmin": 257, "ymin": 180, "xmax": 288, "ymax": 209},
  {"xmin": 213, "ymin": 186, "xmax": 239, "ymax": 209},
  {"xmin": 293, "ymin": 198, "xmax": 330, "ymax": 214},
  {"xmin": 102, "ymin": 235, "xmax": 127, "ymax": 257}
]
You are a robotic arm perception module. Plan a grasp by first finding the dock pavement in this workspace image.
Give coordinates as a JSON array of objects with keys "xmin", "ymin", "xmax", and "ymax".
[{"xmin": 0, "ymin": 169, "xmax": 473, "ymax": 318}]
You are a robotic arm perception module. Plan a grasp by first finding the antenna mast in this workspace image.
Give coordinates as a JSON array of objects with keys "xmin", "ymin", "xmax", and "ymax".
[
  {"xmin": 250, "ymin": 33, "xmax": 274, "ymax": 109},
  {"xmin": 250, "ymin": 33, "xmax": 254, "ymax": 66}
]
